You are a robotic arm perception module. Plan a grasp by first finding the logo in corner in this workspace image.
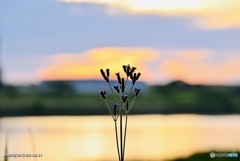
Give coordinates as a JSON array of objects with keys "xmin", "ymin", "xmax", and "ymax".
[{"xmin": 210, "ymin": 152, "xmax": 215, "ymax": 158}]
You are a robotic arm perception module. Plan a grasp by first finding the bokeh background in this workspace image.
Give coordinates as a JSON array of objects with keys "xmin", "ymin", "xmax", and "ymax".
[{"xmin": 0, "ymin": 0, "xmax": 240, "ymax": 161}]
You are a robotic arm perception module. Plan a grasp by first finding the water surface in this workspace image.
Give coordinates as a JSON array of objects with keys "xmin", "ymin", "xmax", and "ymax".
[{"xmin": 0, "ymin": 115, "xmax": 240, "ymax": 161}]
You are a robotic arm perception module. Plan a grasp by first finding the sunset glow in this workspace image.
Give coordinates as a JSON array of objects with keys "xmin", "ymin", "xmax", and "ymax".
[
  {"xmin": 38, "ymin": 48, "xmax": 240, "ymax": 85},
  {"xmin": 162, "ymin": 57, "xmax": 240, "ymax": 85},
  {"xmin": 39, "ymin": 47, "xmax": 157, "ymax": 82}
]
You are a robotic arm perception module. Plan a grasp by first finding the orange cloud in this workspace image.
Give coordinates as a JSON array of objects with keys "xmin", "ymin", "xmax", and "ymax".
[
  {"xmin": 161, "ymin": 55, "xmax": 240, "ymax": 85},
  {"xmin": 39, "ymin": 48, "xmax": 240, "ymax": 85},
  {"xmin": 59, "ymin": 0, "xmax": 240, "ymax": 29},
  {"xmin": 38, "ymin": 47, "xmax": 158, "ymax": 81}
]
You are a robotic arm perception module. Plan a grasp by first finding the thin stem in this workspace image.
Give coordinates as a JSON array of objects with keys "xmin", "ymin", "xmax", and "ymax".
[
  {"xmin": 128, "ymin": 97, "xmax": 137, "ymax": 112},
  {"xmin": 106, "ymin": 97, "xmax": 114, "ymax": 104},
  {"xmin": 120, "ymin": 110, "xmax": 123, "ymax": 161},
  {"xmin": 108, "ymin": 82, "xmax": 118, "ymax": 102},
  {"xmin": 122, "ymin": 113, "xmax": 128, "ymax": 161},
  {"xmin": 122, "ymin": 84, "xmax": 134, "ymax": 113},
  {"xmin": 129, "ymin": 84, "xmax": 134, "ymax": 98},
  {"xmin": 104, "ymin": 100, "xmax": 115, "ymax": 120},
  {"xmin": 124, "ymin": 76, "xmax": 129, "ymax": 90},
  {"xmin": 114, "ymin": 121, "xmax": 121, "ymax": 161}
]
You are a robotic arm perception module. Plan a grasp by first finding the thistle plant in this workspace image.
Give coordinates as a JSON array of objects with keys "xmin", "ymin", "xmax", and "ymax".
[{"xmin": 99, "ymin": 64, "xmax": 141, "ymax": 161}]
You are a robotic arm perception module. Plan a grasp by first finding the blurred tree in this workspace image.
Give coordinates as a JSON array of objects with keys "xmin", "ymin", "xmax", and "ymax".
[
  {"xmin": 1, "ymin": 85, "xmax": 19, "ymax": 97},
  {"xmin": 44, "ymin": 81, "xmax": 76, "ymax": 96}
]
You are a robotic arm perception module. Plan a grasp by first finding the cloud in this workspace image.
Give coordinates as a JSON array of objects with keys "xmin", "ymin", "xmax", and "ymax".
[
  {"xmin": 38, "ymin": 47, "xmax": 158, "ymax": 81},
  {"xmin": 38, "ymin": 48, "xmax": 240, "ymax": 85},
  {"xmin": 59, "ymin": 0, "xmax": 240, "ymax": 29}
]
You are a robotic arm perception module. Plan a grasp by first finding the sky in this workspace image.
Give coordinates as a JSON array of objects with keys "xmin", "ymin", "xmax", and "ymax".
[{"xmin": 0, "ymin": 0, "xmax": 240, "ymax": 85}]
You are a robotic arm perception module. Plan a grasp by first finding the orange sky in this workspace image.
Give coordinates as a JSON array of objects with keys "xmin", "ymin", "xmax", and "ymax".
[
  {"xmin": 38, "ymin": 47, "xmax": 240, "ymax": 85},
  {"xmin": 39, "ymin": 47, "xmax": 157, "ymax": 82}
]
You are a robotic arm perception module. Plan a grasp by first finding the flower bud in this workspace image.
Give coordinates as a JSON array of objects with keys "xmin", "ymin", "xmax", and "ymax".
[
  {"xmin": 122, "ymin": 94, "xmax": 128, "ymax": 103},
  {"xmin": 100, "ymin": 69, "xmax": 109, "ymax": 83},
  {"xmin": 135, "ymin": 88, "xmax": 140, "ymax": 96},
  {"xmin": 100, "ymin": 69, "xmax": 105, "ymax": 76},
  {"xmin": 113, "ymin": 86, "xmax": 120, "ymax": 93},
  {"xmin": 132, "ymin": 73, "xmax": 137, "ymax": 85},
  {"xmin": 126, "ymin": 64, "xmax": 130, "ymax": 76},
  {"xmin": 123, "ymin": 65, "xmax": 127, "ymax": 73},
  {"xmin": 116, "ymin": 73, "xmax": 121, "ymax": 84},
  {"xmin": 136, "ymin": 73, "xmax": 141, "ymax": 80},
  {"xmin": 129, "ymin": 67, "xmax": 137, "ymax": 75},
  {"xmin": 121, "ymin": 78, "xmax": 125, "ymax": 93},
  {"xmin": 100, "ymin": 90, "xmax": 106, "ymax": 99},
  {"xmin": 106, "ymin": 69, "xmax": 110, "ymax": 77}
]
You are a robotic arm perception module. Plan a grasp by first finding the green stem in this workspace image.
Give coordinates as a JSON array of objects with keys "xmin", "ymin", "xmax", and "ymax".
[
  {"xmin": 108, "ymin": 82, "xmax": 117, "ymax": 102},
  {"xmin": 114, "ymin": 121, "xmax": 121, "ymax": 161},
  {"xmin": 128, "ymin": 97, "xmax": 137, "ymax": 112},
  {"xmin": 122, "ymin": 113, "xmax": 128, "ymax": 161},
  {"xmin": 120, "ymin": 110, "xmax": 123, "ymax": 161},
  {"xmin": 104, "ymin": 100, "xmax": 115, "ymax": 120},
  {"xmin": 124, "ymin": 76, "xmax": 129, "ymax": 90},
  {"xmin": 129, "ymin": 85, "xmax": 134, "ymax": 98}
]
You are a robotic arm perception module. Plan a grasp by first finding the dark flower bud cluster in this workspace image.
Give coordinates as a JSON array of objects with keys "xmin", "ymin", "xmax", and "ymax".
[
  {"xmin": 123, "ymin": 64, "xmax": 141, "ymax": 85},
  {"xmin": 116, "ymin": 72, "xmax": 126, "ymax": 93},
  {"xmin": 100, "ymin": 90, "xmax": 106, "ymax": 99},
  {"xmin": 130, "ymin": 72, "xmax": 141, "ymax": 85},
  {"xmin": 135, "ymin": 88, "xmax": 141, "ymax": 96},
  {"xmin": 99, "ymin": 64, "xmax": 141, "ymax": 117},
  {"xmin": 99, "ymin": 64, "xmax": 142, "ymax": 161},
  {"xmin": 123, "ymin": 64, "xmax": 137, "ymax": 76},
  {"xmin": 114, "ymin": 86, "xmax": 120, "ymax": 93},
  {"xmin": 100, "ymin": 69, "xmax": 110, "ymax": 83}
]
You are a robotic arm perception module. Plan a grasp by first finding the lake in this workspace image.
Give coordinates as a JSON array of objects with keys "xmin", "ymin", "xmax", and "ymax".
[{"xmin": 0, "ymin": 115, "xmax": 240, "ymax": 161}]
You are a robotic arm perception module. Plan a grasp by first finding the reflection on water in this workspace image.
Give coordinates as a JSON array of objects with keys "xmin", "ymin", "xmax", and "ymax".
[{"xmin": 0, "ymin": 115, "xmax": 240, "ymax": 161}]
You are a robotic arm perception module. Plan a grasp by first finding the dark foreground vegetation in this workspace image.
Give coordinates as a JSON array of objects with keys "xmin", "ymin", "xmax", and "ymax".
[{"xmin": 0, "ymin": 81, "xmax": 240, "ymax": 116}]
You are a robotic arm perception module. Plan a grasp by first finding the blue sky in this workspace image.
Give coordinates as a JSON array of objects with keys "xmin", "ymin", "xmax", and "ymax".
[{"xmin": 1, "ymin": 0, "xmax": 240, "ymax": 85}]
